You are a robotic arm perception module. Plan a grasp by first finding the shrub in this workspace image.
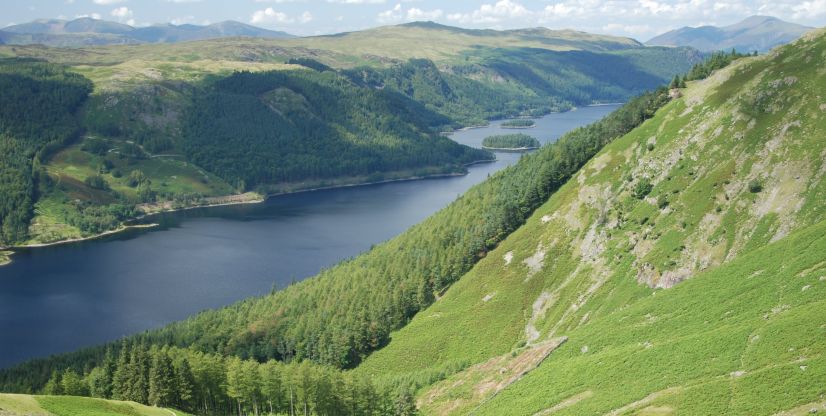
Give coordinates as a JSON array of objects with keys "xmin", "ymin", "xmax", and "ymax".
[
  {"xmin": 633, "ymin": 178, "xmax": 653, "ymax": 199},
  {"xmin": 84, "ymin": 174, "xmax": 109, "ymax": 190},
  {"xmin": 748, "ymin": 180, "xmax": 763, "ymax": 193},
  {"xmin": 127, "ymin": 170, "xmax": 148, "ymax": 188}
]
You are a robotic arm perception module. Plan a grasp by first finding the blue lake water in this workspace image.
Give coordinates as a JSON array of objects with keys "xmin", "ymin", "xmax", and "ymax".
[{"xmin": 0, "ymin": 104, "xmax": 618, "ymax": 368}]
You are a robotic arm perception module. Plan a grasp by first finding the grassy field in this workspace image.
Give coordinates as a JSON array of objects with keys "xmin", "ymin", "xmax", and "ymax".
[
  {"xmin": 356, "ymin": 30, "xmax": 826, "ymax": 414},
  {"xmin": 47, "ymin": 140, "xmax": 232, "ymax": 199},
  {"xmin": 0, "ymin": 394, "xmax": 190, "ymax": 416},
  {"xmin": 21, "ymin": 137, "xmax": 235, "ymax": 246}
]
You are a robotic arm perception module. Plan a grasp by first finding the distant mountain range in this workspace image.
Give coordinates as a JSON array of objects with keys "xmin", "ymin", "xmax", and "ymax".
[
  {"xmin": 646, "ymin": 15, "xmax": 812, "ymax": 52},
  {"xmin": 0, "ymin": 17, "xmax": 293, "ymax": 46}
]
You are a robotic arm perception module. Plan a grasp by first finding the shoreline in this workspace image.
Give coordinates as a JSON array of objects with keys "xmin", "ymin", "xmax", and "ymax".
[
  {"xmin": 13, "ymin": 223, "xmax": 159, "ymax": 250},
  {"xmin": 441, "ymin": 124, "xmax": 490, "ymax": 135},
  {"xmin": 481, "ymin": 146, "xmax": 539, "ymax": 152},
  {"xmin": 1, "ymin": 159, "xmax": 497, "ymax": 264},
  {"xmin": 134, "ymin": 192, "xmax": 266, "ymax": 219},
  {"xmin": 263, "ymin": 158, "xmax": 495, "ymax": 198},
  {"xmin": 587, "ymin": 102, "xmax": 625, "ymax": 107},
  {"xmin": 500, "ymin": 125, "xmax": 536, "ymax": 130}
]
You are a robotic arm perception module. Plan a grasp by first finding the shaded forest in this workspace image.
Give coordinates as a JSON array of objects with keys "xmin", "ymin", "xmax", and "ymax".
[
  {"xmin": 181, "ymin": 69, "xmax": 492, "ymax": 190},
  {"xmin": 0, "ymin": 58, "xmax": 91, "ymax": 245}
]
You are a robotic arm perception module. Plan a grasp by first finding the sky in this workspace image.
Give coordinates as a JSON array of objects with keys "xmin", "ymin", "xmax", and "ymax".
[{"xmin": 3, "ymin": 0, "xmax": 825, "ymax": 41}]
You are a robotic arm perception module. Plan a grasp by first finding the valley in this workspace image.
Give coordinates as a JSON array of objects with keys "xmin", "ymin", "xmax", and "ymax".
[
  {"xmin": 0, "ymin": 5, "xmax": 823, "ymax": 416},
  {"xmin": 0, "ymin": 107, "xmax": 617, "ymax": 370},
  {"xmin": 0, "ymin": 22, "xmax": 698, "ymax": 260}
]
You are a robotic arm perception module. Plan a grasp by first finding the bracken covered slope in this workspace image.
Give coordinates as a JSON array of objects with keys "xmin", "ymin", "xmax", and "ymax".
[{"xmin": 357, "ymin": 28, "xmax": 826, "ymax": 415}]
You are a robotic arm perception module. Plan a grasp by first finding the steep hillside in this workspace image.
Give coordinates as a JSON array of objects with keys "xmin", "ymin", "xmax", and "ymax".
[
  {"xmin": 647, "ymin": 15, "xmax": 812, "ymax": 52},
  {"xmin": 357, "ymin": 29, "xmax": 826, "ymax": 414},
  {"xmin": 0, "ymin": 59, "xmax": 93, "ymax": 247}
]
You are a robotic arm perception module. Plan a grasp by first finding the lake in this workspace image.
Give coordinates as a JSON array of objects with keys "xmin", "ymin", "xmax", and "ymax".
[{"xmin": 0, "ymin": 104, "xmax": 618, "ymax": 368}]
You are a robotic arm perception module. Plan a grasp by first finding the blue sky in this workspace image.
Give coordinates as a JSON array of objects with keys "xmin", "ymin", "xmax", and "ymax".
[{"xmin": 4, "ymin": 0, "xmax": 825, "ymax": 40}]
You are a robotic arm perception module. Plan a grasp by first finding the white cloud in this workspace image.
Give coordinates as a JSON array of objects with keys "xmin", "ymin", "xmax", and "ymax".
[
  {"xmin": 407, "ymin": 7, "xmax": 443, "ymax": 20},
  {"xmin": 602, "ymin": 23, "xmax": 656, "ymax": 36},
  {"xmin": 250, "ymin": 8, "xmax": 313, "ymax": 25},
  {"xmin": 447, "ymin": 0, "xmax": 531, "ymax": 24},
  {"xmin": 251, "ymin": 8, "xmax": 293, "ymax": 24},
  {"xmin": 110, "ymin": 6, "xmax": 133, "ymax": 20},
  {"xmin": 164, "ymin": 0, "xmax": 203, "ymax": 3},
  {"xmin": 92, "ymin": 0, "xmax": 125, "ymax": 4},
  {"xmin": 75, "ymin": 13, "xmax": 103, "ymax": 20},
  {"xmin": 170, "ymin": 15, "xmax": 195, "ymax": 25},
  {"xmin": 792, "ymin": 0, "xmax": 826, "ymax": 18},
  {"xmin": 378, "ymin": 3, "xmax": 443, "ymax": 23},
  {"xmin": 255, "ymin": 0, "xmax": 305, "ymax": 2},
  {"xmin": 377, "ymin": 3, "xmax": 402, "ymax": 23},
  {"xmin": 328, "ymin": 0, "xmax": 386, "ymax": 4}
]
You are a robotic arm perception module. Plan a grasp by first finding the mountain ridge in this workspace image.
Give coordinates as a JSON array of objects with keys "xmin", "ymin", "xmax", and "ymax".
[
  {"xmin": 646, "ymin": 15, "xmax": 812, "ymax": 52},
  {"xmin": 0, "ymin": 17, "xmax": 293, "ymax": 46}
]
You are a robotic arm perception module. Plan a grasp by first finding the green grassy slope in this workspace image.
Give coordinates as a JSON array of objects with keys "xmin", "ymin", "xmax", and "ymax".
[
  {"xmin": 355, "ymin": 29, "xmax": 826, "ymax": 414},
  {"xmin": 0, "ymin": 393, "xmax": 189, "ymax": 416},
  {"xmin": 474, "ymin": 218, "xmax": 826, "ymax": 415},
  {"xmin": 282, "ymin": 22, "xmax": 644, "ymax": 63}
]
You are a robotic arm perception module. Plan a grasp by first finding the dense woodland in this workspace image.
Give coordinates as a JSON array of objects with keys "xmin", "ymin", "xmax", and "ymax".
[
  {"xmin": 181, "ymin": 69, "xmax": 491, "ymax": 190},
  {"xmin": 0, "ymin": 59, "xmax": 91, "ymax": 245},
  {"xmin": 40, "ymin": 342, "xmax": 419, "ymax": 416},
  {"xmin": 343, "ymin": 59, "xmax": 561, "ymax": 127},
  {"xmin": 343, "ymin": 48, "xmax": 699, "ymax": 127},
  {"xmin": 500, "ymin": 119, "xmax": 535, "ymax": 128},
  {"xmin": 684, "ymin": 49, "xmax": 753, "ymax": 81},
  {"xmin": 481, "ymin": 134, "xmax": 541, "ymax": 149}
]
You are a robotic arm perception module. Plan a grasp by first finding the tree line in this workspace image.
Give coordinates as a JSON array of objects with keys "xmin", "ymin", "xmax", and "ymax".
[{"xmin": 41, "ymin": 342, "xmax": 417, "ymax": 416}]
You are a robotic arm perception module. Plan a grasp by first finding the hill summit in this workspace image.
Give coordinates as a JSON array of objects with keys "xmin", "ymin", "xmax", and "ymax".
[{"xmin": 647, "ymin": 15, "xmax": 812, "ymax": 52}]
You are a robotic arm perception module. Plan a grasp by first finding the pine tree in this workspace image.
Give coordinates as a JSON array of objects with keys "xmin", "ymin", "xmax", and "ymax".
[
  {"xmin": 670, "ymin": 75, "xmax": 680, "ymax": 89},
  {"xmin": 100, "ymin": 347, "xmax": 117, "ymax": 399},
  {"xmin": 125, "ymin": 343, "xmax": 150, "ymax": 404},
  {"xmin": 149, "ymin": 350, "xmax": 176, "ymax": 407},
  {"xmin": 112, "ymin": 343, "xmax": 132, "ymax": 400},
  {"xmin": 174, "ymin": 358, "xmax": 196, "ymax": 411}
]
